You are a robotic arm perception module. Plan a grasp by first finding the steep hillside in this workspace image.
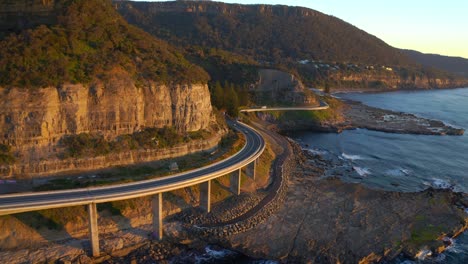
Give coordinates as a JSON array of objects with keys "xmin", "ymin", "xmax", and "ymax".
[
  {"xmin": 403, "ymin": 49, "xmax": 468, "ymax": 78},
  {"xmin": 0, "ymin": 0, "xmax": 209, "ymax": 87},
  {"xmin": 0, "ymin": 0, "xmax": 218, "ymax": 173},
  {"xmin": 115, "ymin": 1, "xmax": 468, "ymax": 91},
  {"xmin": 115, "ymin": 1, "xmax": 413, "ymax": 66}
]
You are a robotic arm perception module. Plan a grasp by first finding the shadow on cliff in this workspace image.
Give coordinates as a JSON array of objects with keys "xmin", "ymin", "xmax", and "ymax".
[
  {"xmin": 97, "ymin": 202, "xmax": 150, "ymax": 241},
  {"xmin": 13, "ymin": 211, "xmax": 80, "ymax": 249},
  {"xmin": 165, "ymin": 191, "xmax": 193, "ymax": 210}
]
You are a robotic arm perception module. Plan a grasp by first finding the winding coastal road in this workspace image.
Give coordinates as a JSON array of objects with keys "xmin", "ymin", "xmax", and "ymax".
[
  {"xmin": 240, "ymin": 101, "xmax": 329, "ymax": 113},
  {"xmin": 0, "ymin": 103, "xmax": 330, "ymax": 216},
  {"xmin": 0, "ymin": 121, "xmax": 265, "ymax": 216}
]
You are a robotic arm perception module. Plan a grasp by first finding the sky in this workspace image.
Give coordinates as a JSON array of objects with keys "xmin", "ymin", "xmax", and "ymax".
[{"xmin": 138, "ymin": 0, "xmax": 468, "ymax": 59}]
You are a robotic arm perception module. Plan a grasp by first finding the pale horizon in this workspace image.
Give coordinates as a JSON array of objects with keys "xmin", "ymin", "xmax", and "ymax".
[{"xmin": 136, "ymin": 0, "xmax": 468, "ymax": 59}]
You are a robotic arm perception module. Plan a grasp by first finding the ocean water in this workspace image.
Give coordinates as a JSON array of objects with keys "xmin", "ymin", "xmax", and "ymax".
[{"xmin": 292, "ymin": 87, "xmax": 468, "ymax": 263}]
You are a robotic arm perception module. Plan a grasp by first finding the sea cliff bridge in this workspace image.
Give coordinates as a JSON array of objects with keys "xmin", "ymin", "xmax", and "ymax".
[{"xmin": 0, "ymin": 104, "xmax": 328, "ymax": 257}]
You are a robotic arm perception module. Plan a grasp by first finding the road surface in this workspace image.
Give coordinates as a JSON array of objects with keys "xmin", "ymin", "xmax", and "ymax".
[{"xmin": 0, "ymin": 122, "xmax": 265, "ymax": 216}]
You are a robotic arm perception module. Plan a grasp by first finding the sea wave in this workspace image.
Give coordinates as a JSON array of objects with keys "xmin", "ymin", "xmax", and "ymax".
[
  {"xmin": 306, "ymin": 148, "xmax": 329, "ymax": 156},
  {"xmin": 423, "ymin": 178, "xmax": 454, "ymax": 190},
  {"xmin": 195, "ymin": 246, "xmax": 239, "ymax": 264},
  {"xmin": 385, "ymin": 168, "xmax": 410, "ymax": 177},
  {"xmin": 341, "ymin": 153, "xmax": 366, "ymax": 161},
  {"xmin": 353, "ymin": 166, "xmax": 371, "ymax": 177}
]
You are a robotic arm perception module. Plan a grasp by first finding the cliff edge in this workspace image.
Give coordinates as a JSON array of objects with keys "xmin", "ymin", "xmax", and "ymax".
[{"xmin": 0, "ymin": 0, "xmax": 218, "ymax": 176}]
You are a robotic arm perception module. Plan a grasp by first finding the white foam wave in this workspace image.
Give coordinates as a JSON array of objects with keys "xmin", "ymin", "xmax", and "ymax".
[
  {"xmin": 205, "ymin": 246, "xmax": 235, "ymax": 258},
  {"xmin": 423, "ymin": 178, "xmax": 454, "ymax": 190},
  {"xmin": 195, "ymin": 246, "xmax": 238, "ymax": 264},
  {"xmin": 415, "ymin": 249, "xmax": 432, "ymax": 260},
  {"xmin": 442, "ymin": 237, "xmax": 457, "ymax": 254},
  {"xmin": 353, "ymin": 166, "xmax": 371, "ymax": 177},
  {"xmin": 342, "ymin": 153, "xmax": 365, "ymax": 161},
  {"xmin": 307, "ymin": 148, "xmax": 328, "ymax": 156}
]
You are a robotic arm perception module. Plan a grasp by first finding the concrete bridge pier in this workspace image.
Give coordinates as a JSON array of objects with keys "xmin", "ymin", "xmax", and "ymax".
[
  {"xmin": 230, "ymin": 169, "xmax": 242, "ymax": 195},
  {"xmin": 87, "ymin": 203, "xmax": 100, "ymax": 257},
  {"xmin": 152, "ymin": 193, "xmax": 163, "ymax": 240},
  {"xmin": 245, "ymin": 159, "xmax": 257, "ymax": 180},
  {"xmin": 200, "ymin": 180, "xmax": 211, "ymax": 212}
]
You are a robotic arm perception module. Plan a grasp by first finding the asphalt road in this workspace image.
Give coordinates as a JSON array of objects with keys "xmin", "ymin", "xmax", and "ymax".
[
  {"xmin": 0, "ymin": 121, "xmax": 265, "ymax": 216},
  {"xmin": 239, "ymin": 101, "xmax": 329, "ymax": 113}
]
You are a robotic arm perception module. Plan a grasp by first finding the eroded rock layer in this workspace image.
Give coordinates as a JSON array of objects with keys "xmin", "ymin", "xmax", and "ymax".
[{"xmin": 0, "ymin": 72, "xmax": 213, "ymax": 163}]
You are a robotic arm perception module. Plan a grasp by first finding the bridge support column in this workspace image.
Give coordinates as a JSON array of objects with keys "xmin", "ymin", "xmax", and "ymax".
[
  {"xmin": 246, "ymin": 159, "xmax": 257, "ymax": 180},
  {"xmin": 87, "ymin": 203, "xmax": 100, "ymax": 257},
  {"xmin": 152, "ymin": 193, "xmax": 163, "ymax": 240},
  {"xmin": 200, "ymin": 180, "xmax": 211, "ymax": 212},
  {"xmin": 230, "ymin": 169, "xmax": 241, "ymax": 195}
]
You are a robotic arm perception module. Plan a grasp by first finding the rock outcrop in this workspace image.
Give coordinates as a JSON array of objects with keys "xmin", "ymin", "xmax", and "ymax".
[
  {"xmin": 327, "ymin": 69, "xmax": 468, "ymax": 91},
  {"xmin": 256, "ymin": 69, "xmax": 318, "ymax": 105},
  {"xmin": 0, "ymin": 71, "xmax": 214, "ymax": 165},
  {"xmin": 0, "ymin": 0, "xmax": 59, "ymax": 38}
]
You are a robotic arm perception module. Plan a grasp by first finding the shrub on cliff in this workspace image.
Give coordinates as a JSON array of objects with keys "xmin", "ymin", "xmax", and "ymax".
[
  {"xmin": 0, "ymin": 144, "xmax": 15, "ymax": 165},
  {"xmin": 60, "ymin": 127, "xmax": 187, "ymax": 158},
  {"xmin": 0, "ymin": 0, "xmax": 209, "ymax": 88}
]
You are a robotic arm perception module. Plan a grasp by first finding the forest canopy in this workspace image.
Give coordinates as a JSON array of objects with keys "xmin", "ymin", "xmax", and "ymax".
[{"xmin": 0, "ymin": 0, "xmax": 209, "ymax": 88}]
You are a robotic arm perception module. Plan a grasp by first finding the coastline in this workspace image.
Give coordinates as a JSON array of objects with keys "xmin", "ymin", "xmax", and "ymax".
[
  {"xmin": 1, "ymin": 96, "xmax": 467, "ymax": 263},
  {"xmin": 1, "ymin": 119, "xmax": 467, "ymax": 263},
  {"xmin": 330, "ymin": 85, "xmax": 468, "ymax": 95}
]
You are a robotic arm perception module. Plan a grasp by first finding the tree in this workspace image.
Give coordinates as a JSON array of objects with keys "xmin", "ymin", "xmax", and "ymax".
[
  {"xmin": 211, "ymin": 81, "xmax": 224, "ymax": 109},
  {"xmin": 225, "ymin": 85, "xmax": 239, "ymax": 117}
]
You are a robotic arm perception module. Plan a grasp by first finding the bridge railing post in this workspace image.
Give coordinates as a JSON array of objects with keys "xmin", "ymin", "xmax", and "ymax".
[
  {"xmin": 87, "ymin": 203, "xmax": 100, "ymax": 257},
  {"xmin": 230, "ymin": 169, "xmax": 242, "ymax": 195},
  {"xmin": 152, "ymin": 193, "xmax": 163, "ymax": 240},
  {"xmin": 200, "ymin": 180, "xmax": 211, "ymax": 212}
]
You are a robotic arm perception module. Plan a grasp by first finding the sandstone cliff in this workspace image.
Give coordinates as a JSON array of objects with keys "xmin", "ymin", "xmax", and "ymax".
[
  {"xmin": 256, "ymin": 69, "xmax": 318, "ymax": 105},
  {"xmin": 328, "ymin": 70, "xmax": 468, "ymax": 91},
  {"xmin": 0, "ymin": 0, "xmax": 59, "ymax": 38},
  {"xmin": 0, "ymin": 71, "xmax": 214, "ymax": 165}
]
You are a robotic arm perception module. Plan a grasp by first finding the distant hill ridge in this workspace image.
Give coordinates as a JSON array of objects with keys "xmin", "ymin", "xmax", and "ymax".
[
  {"xmin": 403, "ymin": 50, "xmax": 468, "ymax": 78},
  {"xmin": 115, "ymin": 0, "xmax": 413, "ymax": 66}
]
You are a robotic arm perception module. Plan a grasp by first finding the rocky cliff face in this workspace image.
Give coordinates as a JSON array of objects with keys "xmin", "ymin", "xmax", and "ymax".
[
  {"xmin": 257, "ymin": 69, "xmax": 318, "ymax": 105},
  {"xmin": 0, "ymin": 0, "xmax": 59, "ymax": 38},
  {"xmin": 328, "ymin": 70, "xmax": 468, "ymax": 91},
  {"xmin": 0, "ymin": 72, "xmax": 214, "ymax": 163}
]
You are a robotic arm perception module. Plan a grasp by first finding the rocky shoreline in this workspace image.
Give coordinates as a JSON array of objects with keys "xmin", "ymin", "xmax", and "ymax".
[
  {"xmin": 269, "ymin": 98, "xmax": 464, "ymax": 136},
  {"xmin": 340, "ymin": 100, "xmax": 464, "ymax": 135},
  {"xmin": 1, "ymin": 106, "xmax": 467, "ymax": 263},
  {"xmin": 101, "ymin": 139, "xmax": 468, "ymax": 264}
]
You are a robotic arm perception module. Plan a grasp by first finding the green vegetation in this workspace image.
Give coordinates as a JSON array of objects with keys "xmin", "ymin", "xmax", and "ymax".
[
  {"xmin": 404, "ymin": 49, "xmax": 468, "ymax": 78},
  {"xmin": 0, "ymin": 144, "xmax": 15, "ymax": 165},
  {"xmin": 272, "ymin": 96, "xmax": 344, "ymax": 124},
  {"xmin": 116, "ymin": 1, "xmax": 467, "ymax": 91},
  {"xmin": 60, "ymin": 127, "xmax": 190, "ymax": 159},
  {"xmin": 409, "ymin": 224, "xmax": 444, "ymax": 246},
  {"xmin": 0, "ymin": 0, "xmax": 209, "ymax": 88},
  {"xmin": 36, "ymin": 130, "xmax": 244, "ymax": 191},
  {"xmin": 187, "ymin": 47, "xmax": 259, "ymax": 86},
  {"xmin": 210, "ymin": 81, "xmax": 251, "ymax": 117},
  {"xmin": 116, "ymin": 1, "xmax": 411, "ymax": 66}
]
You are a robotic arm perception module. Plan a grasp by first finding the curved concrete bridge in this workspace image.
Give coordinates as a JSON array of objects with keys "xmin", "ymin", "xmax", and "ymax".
[
  {"xmin": 0, "ymin": 121, "xmax": 265, "ymax": 257},
  {"xmin": 239, "ymin": 101, "xmax": 329, "ymax": 113}
]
